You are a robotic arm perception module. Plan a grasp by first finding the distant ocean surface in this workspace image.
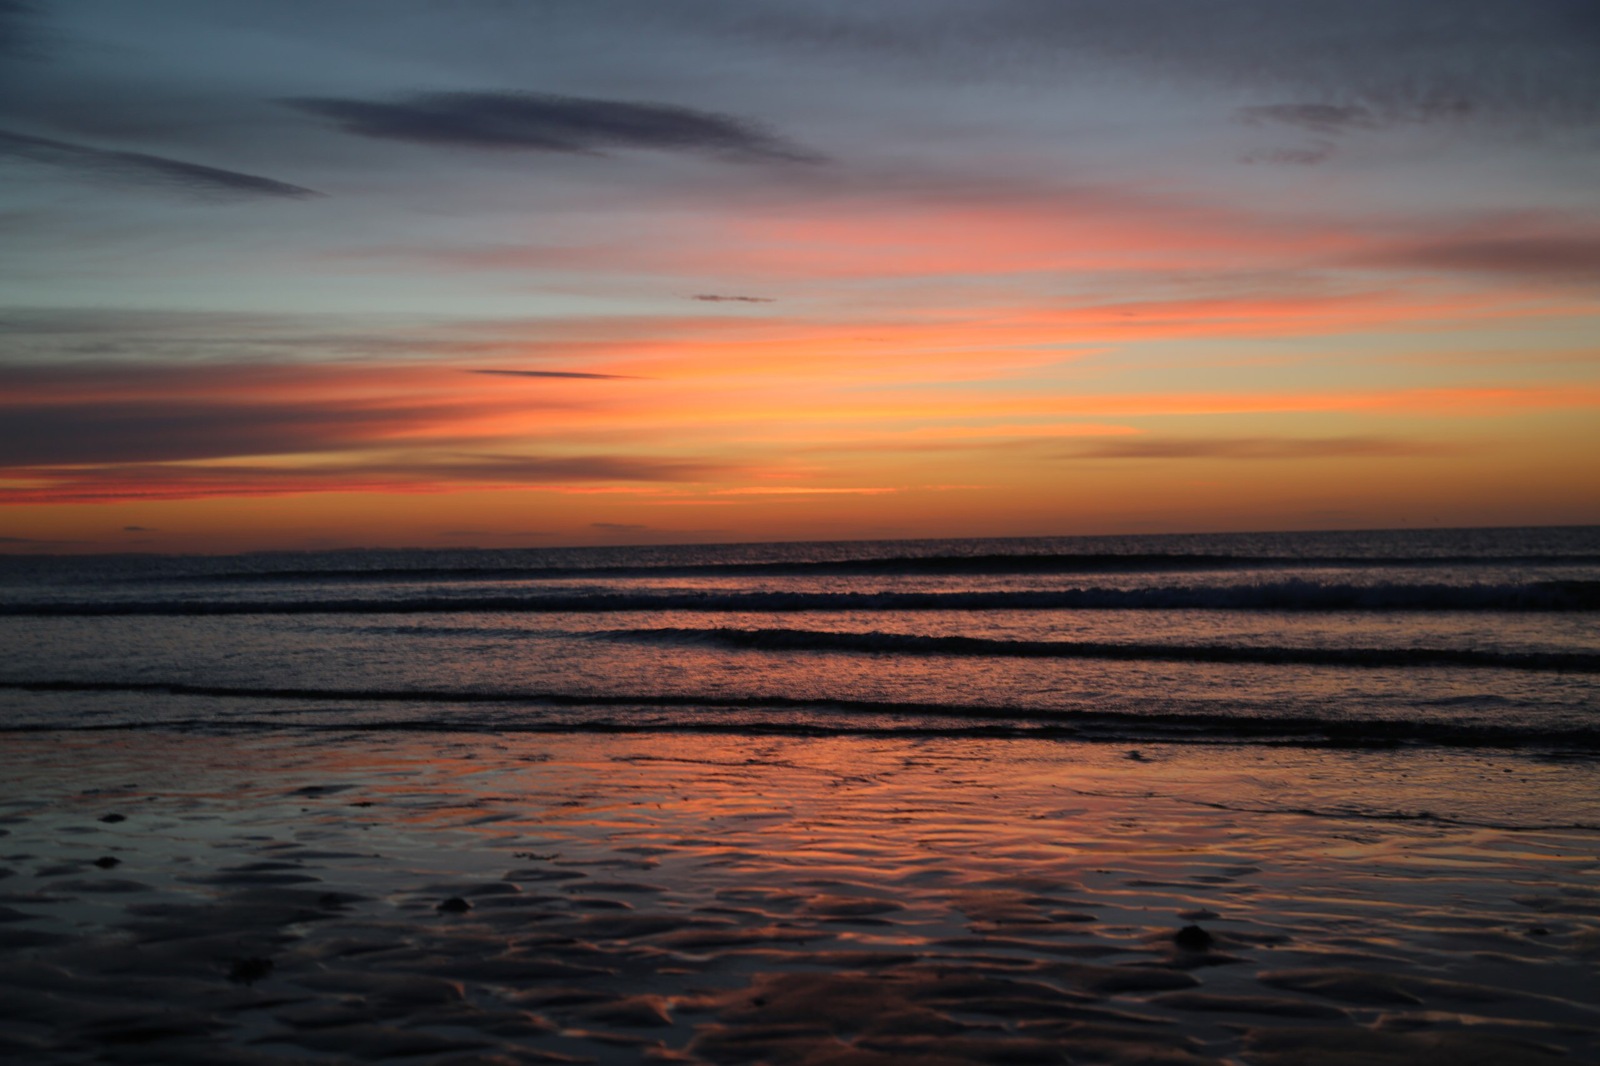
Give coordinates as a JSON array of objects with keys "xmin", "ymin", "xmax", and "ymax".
[{"xmin": 2, "ymin": 527, "xmax": 1598, "ymax": 752}]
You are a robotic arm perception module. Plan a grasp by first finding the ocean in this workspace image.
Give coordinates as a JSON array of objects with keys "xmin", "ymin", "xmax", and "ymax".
[{"xmin": 3, "ymin": 525, "xmax": 1597, "ymax": 757}]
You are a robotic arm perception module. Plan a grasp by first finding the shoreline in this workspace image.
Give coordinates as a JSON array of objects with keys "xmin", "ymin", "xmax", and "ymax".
[{"xmin": 2, "ymin": 730, "xmax": 1597, "ymax": 1063}]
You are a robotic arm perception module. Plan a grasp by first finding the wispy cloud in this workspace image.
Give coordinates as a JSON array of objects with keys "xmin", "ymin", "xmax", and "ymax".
[
  {"xmin": 471, "ymin": 369, "xmax": 637, "ymax": 380},
  {"xmin": 693, "ymin": 294, "xmax": 775, "ymax": 303},
  {"xmin": 1359, "ymin": 232, "xmax": 1600, "ymax": 284},
  {"xmin": 0, "ymin": 309, "xmax": 658, "ymax": 367},
  {"xmin": 1239, "ymin": 143, "xmax": 1336, "ymax": 166},
  {"xmin": 709, "ymin": 486, "xmax": 896, "ymax": 496},
  {"xmin": 287, "ymin": 91, "xmax": 822, "ymax": 163},
  {"xmin": 1237, "ymin": 98, "xmax": 1475, "ymax": 165},
  {"xmin": 0, "ymin": 398, "xmax": 454, "ymax": 466},
  {"xmin": 0, "ymin": 128, "xmax": 319, "ymax": 200},
  {"xmin": 383, "ymin": 454, "xmax": 722, "ymax": 484},
  {"xmin": 741, "ymin": 1, "xmax": 1600, "ymax": 129},
  {"xmin": 0, "ymin": 357, "xmax": 599, "ymax": 468},
  {"xmin": 1024, "ymin": 385, "xmax": 1600, "ymax": 419},
  {"xmin": 1238, "ymin": 103, "xmax": 1380, "ymax": 134},
  {"xmin": 0, "ymin": 353, "xmax": 733, "ymax": 503},
  {"xmin": 4, "ymin": 453, "xmax": 728, "ymax": 504},
  {"xmin": 1239, "ymin": 99, "xmax": 1474, "ymax": 134},
  {"xmin": 1236, "ymin": 105, "xmax": 1361, "ymax": 165},
  {"xmin": 1065, "ymin": 437, "xmax": 1457, "ymax": 460}
]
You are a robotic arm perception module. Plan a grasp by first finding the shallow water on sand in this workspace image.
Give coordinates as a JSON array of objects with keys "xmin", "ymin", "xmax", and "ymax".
[{"xmin": 1, "ymin": 731, "xmax": 1596, "ymax": 1064}]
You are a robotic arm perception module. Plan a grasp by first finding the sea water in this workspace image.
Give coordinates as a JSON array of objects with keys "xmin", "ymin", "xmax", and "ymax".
[
  {"xmin": 1, "ymin": 526, "xmax": 1596, "ymax": 769},
  {"xmin": 3, "ymin": 521, "xmax": 1600, "ymax": 765}
]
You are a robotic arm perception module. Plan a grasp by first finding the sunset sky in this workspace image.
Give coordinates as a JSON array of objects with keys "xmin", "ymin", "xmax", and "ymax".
[{"xmin": 3, "ymin": 0, "xmax": 1598, "ymax": 552}]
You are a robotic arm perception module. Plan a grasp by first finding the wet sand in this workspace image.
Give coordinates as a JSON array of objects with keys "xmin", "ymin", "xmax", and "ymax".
[{"xmin": 1, "ymin": 731, "xmax": 1597, "ymax": 1064}]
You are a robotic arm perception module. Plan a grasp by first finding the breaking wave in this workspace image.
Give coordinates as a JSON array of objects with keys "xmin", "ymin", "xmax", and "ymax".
[
  {"xmin": 2, "ymin": 678, "xmax": 1596, "ymax": 751},
  {"xmin": 610, "ymin": 626, "xmax": 1600, "ymax": 672},
  {"xmin": 3, "ymin": 579, "xmax": 1597, "ymax": 616}
]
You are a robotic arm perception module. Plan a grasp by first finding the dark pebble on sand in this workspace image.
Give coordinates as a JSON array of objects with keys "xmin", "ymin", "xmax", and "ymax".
[
  {"xmin": 92, "ymin": 856, "xmax": 121, "ymax": 869},
  {"xmin": 98, "ymin": 814, "xmax": 126, "ymax": 824},
  {"xmin": 437, "ymin": 896, "xmax": 472, "ymax": 914},
  {"xmin": 227, "ymin": 956, "xmax": 274, "ymax": 984},
  {"xmin": 1174, "ymin": 924, "xmax": 1214, "ymax": 951}
]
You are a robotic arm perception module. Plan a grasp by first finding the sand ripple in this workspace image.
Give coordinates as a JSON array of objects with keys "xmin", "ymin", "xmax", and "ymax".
[{"xmin": 0, "ymin": 732, "xmax": 1595, "ymax": 1063}]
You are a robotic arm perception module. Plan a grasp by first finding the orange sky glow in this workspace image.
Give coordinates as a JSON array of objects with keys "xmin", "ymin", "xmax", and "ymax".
[{"xmin": 3, "ymin": 3, "xmax": 1597, "ymax": 551}]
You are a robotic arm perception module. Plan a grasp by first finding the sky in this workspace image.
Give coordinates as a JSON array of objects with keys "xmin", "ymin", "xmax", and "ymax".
[{"xmin": 2, "ymin": 0, "xmax": 1598, "ymax": 553}]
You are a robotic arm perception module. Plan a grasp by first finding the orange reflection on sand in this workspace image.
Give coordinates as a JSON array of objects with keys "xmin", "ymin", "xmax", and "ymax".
[{"xmin": 5, "ymin": 729, "xmax": 1599, "ymax": 1061}]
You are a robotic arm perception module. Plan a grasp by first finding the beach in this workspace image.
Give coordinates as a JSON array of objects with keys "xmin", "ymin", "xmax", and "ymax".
[
  {"xmin": 2, "ymin": 530, "xmax": 1597, "ymax": 1061},
  {"xmin": 2, "ymin": 728, "xmax": 1596, "ymax": 1064}
]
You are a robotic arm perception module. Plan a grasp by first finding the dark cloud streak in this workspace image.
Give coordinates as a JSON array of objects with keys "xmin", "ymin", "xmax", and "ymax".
[
  {"xmin": 0, "ymin": 128, "xmax": 318, "ymax": 200},
  {"xmin": 287, "ymin": 90, "xmax": 821, "ymax": 162},
  {"xmin": 471, "ymin": 369, "xmax": 635, "ymax": 380},
  {"xmin": 0, "ymin": 399, "xmax": 447, "ymax": 465}
]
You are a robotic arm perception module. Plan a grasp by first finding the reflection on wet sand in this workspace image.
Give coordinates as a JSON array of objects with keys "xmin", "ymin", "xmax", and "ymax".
[{"xmin": 0, "ymin": 732, "xmax": 1596, "ymax": 1063}]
